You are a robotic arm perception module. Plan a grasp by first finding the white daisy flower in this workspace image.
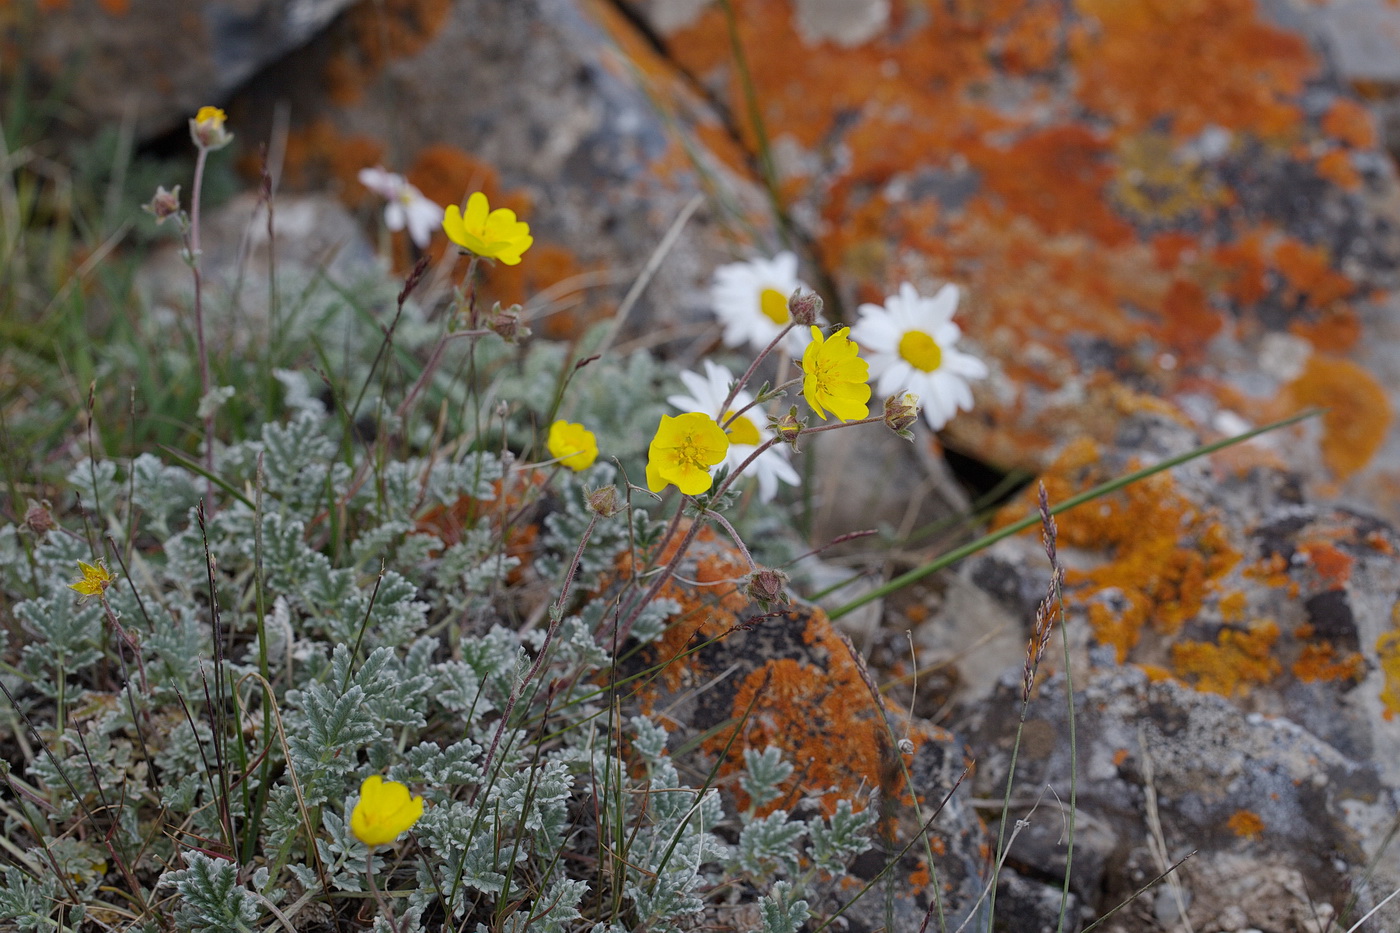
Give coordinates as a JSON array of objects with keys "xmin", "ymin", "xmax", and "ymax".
[
  {"xmin": 667, "ymin": 360, "xmax": 800, "ymax": 502},
  {"xmin": 710, "ymin": 251, "xmax": 815, "ymax": 354},
  {"xmin": 358, "ymin": 166, "xmax": 442, "ymax": 248},
  {"xmin": 850, "ymin": 282, "xmax": 989, "ymax": 430}
]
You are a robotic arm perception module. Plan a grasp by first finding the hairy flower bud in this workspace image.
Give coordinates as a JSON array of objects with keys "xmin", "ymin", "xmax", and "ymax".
[
  {"xmin": 585, "ymin": 484, "xmax": 622, "ymax": 517},
  {"xmin": 787, "ymin": 289, "xmax": 823, "ymax": 327},
  {"xmin": 143, "ymin": 185, "xmax": 182, "ymax": 225},
  {"xmin": 24, "ymin": 499, "xmax": 55, "ymax": 535},
  {"xmin": 883, "ymin": 392, "xmax": 920, "ymax": 440},
  {"xmin": 772, "ymin": 406, "xmax": 804, "ymax": 451},
  {"xmin": 488, "ymin": 302, "xmax": 531, "ymax": 344},
  {"xmin": 745, "ymin": 567, "xmax": 789, "ymax": 610}
]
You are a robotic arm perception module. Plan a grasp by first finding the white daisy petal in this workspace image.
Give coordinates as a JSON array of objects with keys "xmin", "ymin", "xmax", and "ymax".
[
  {"xmin": 851, "ymin": 280, "xmax": 987, "ymax": 431},
  {"xmin": 710, "ymin": 252, "xmax": 815, "ymax": 354}
]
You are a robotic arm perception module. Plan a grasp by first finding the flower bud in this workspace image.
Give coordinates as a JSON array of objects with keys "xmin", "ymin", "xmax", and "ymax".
[
  {"xmin": 883, "ymin": 392, "xmax": 920, "ymax": 440},
  {"xmin": 190, "ymin": 106, "xmax": 233, "ymax": 151},
  {"xmin": 488, "ymin": 302, "xmax": 531, "ymax": 344},
  {"xmin": 143, "ymin": 185, "xmax": 182, "ymax": 225},
  {"xmin": 772, "ymin": 406, "xmax": 804, "ymax": 451},
  {"xmin": 585, "ymin": 484, "xmax": 622, "ymax": 517},
  {"xmin": 787, "ymin": 289, "xmax": 823, "ymax": 327},
  {"xmin": 24, "ymin": 498, "xmax": 55, "ymax": 535},
  {"xmin": 745, "ymin": 567, "xmax": 790, "ymax": 610}
]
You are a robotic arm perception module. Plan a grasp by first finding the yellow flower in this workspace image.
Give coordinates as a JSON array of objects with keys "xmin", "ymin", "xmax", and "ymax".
[
  {"xmin": 442, "ymin": 192, "xmax": 533, "ymax": 265},
  {"xmin": 801, "ymin": 326, "xmax": 871, "ymax": 421},
  {"xmin": 547, "ymin": 420, "xmax": 598, "ymax": 471},
  {"xmin": 189, "ymin": 106, "xmax": 233, "ymax": 151},
  {"xmin": 69, "ymin": 560, "xmax": 116, "ymax": 600},
  {"xmin": 645, "ymin": 413, "xmax": 730, "ymax": 496},
  {"xmin": 350, "ymin": 775, "xmax": 423, "ymax": 847}
]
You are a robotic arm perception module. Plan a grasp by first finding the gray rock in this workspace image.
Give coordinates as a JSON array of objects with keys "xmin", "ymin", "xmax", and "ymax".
[{"xmin": 6, "ymin": 0, "xmax": 356, "ymax": 139}]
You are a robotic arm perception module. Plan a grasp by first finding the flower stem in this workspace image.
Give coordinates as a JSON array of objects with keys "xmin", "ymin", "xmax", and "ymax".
[{"xmin": 188, "ymin": 145, "xmax": 214, "ymax": 506}]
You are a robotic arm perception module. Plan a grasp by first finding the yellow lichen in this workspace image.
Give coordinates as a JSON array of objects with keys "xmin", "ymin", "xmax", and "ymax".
[
  {"xmin": 1378, "ymin": 629, "xmax": 1400, "ymax": 721},
  {"xmin": 1171, "ymin": 620, "xmax": 1281, "ymax": 695}
]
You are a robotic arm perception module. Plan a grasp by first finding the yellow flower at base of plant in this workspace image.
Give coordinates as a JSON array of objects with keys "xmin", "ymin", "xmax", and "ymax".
[
  {"xmin": 350, "ymin": 775, "xmax": 423, "ymax": 847},
  {"xmin": 69, "ymin": 560, "xmax": 116, "ymax": 599},
  {"xmin": 801, "ymin": 326, "xmax": 871, "ymax": 421},
  {"xmin": 547, "ymin": 420, "xmax": 598, "ymax": 471},
  {"xmin": 646, "ymin": 413, "xmax": 730, "ymax": 496},
  {"xmin": 442, "ymin": 192, "xmax": 533, "ymax": 265}
]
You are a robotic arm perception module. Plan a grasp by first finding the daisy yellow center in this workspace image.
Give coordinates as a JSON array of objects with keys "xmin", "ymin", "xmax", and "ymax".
[
  {"xmin": 723, "ymin": 410, "xmax": 761, "ymax": 446},
  {"xmin": 899, "ymin": 330, "xmax": 942, "ymax": 372},
  {"xmin": 759, "ymin": 287, "xmax": 789, "ymax": 325}
]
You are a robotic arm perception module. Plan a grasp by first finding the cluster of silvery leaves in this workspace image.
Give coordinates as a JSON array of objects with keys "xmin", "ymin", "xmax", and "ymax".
[{"xmin": 0, "ymin": 395, "xmax": 875, "ymax": 932}]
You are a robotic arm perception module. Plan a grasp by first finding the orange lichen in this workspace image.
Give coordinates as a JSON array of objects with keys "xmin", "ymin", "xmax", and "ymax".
[
  {"xmin": 1282, "ymin": 355, "xmax": 1392, "ymax": 481},
  {"xmin": 1007, "ymin": 437, "xmax": 1241, "ymax": 662},
  {"xmin": 279, "ymin": 120, "xmax": 385, "ymax": 193},
  {"xmin": 1112, "ymin": 748, "xmax": 1130, "ymax": 767},
  {"xmin": 717, "ymin": 652, "xmax": 886, "ymax": 817},
  {"xmin": 968, "ymin": 126, "xmax": 1132, "ymax": 246},
  {"xmin": 1071, "ymin": 0, "xmax": 1314, "ymax": 138},
  {"xmin": 1321, "ymin": 98, "xmax": 1376, "ymax": 149},
  {"xmin": 324, "ymin": 0, "xmax": 452, "ymax": 105},
  {"xmin": 1379, "ymin": 628, "xmax": 1400, "ymax": 721},
  {"xmin": 1171, "ymin": 620, "xmax": 1281, "ymax": 695},
  {"xmin": 1315, "ymin": 149, "xmax": 1361, "ymax": 191},
  {"xmin": 1226, "ymin": 809, "xmax": 1266, "ymax": 838},
  {"xmin": 1218, "ymin": 591, "xmax": 1248, "ymax": 624},
  {"xmin": 1292, "ymin": 642, "xmax": 1365, "ymax": 684},
  {"xmin": 1299, "ymin": 541, "xmax": 1354, "ymax": 590}
]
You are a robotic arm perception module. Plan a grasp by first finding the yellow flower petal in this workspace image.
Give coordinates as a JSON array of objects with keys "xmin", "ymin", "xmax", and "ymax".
[
  {"xmin": 802, "ymin": 326, "xmax": 870, "ymax": 421},
  {"xmin": 443, "ymin": 191, "xmax": 532, "ymax": 265},
  {"xmin": 547, "ymin": 420, "xmax": 598, "ymax": 471},
  {"xmin": 350, "ymin": 775, "xmax": 424, "ymax": 847},
  {"xmin": 646, "ymin": 413, "xmax": 730, "ymax": 496}
]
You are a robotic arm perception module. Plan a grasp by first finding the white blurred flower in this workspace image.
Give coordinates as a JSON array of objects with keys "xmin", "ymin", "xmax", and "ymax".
[
  {"xmin": 850, "ymin": 282, "xmax": 988, "ymax": 430},
  {"xmin": 710, "ymin": 252, "xmax": 814, "ymax": 354},
  {"xmin": 667, "ymin": 360, "xmax": 799, "ymax": 502},
  {"xmin": 357, "ymin": 166, "xmax": 442, "ymax": 248}
]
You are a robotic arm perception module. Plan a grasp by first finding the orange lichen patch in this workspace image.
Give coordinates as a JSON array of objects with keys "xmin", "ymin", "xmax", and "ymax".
[
  {"xmin": 1378, "ymin": 629, "xmax": 1400, "ymax": 721},
  {"xmin": 1005, "ymin": 437, "xmax": 1241, "ymax": 662},
  {"xmin": 97, "ymin": 0, "xmax": 128, "ymax": 13},
  {"xmin": 1274, "ymin": 238, "xmax": 1355, "ymax": 308},
  {"xmin": 1290, "ymin": 305, "xmax": 1361, "ymax": 354},
  {"xmin": 1071, "ymin": 0, "xmax": 1314, "ymax": 139},
  {"xmin": 1226, "ymin": 809, "xmax": 1266, "ymax": 838},
  {"xmin": 1298, "ymin": 540, "xmax": 1354, "ymax": 589},
  {"xmin": 1292, "ymin": 642, "xmax": 1365, "ymax": 684},
  {"xmin": 1366, "ymin": 530, "xmax": 1395, "ymax": 555},
  {"xmin": 1112, "ymin": 748, "xmax": 1130, "ymax": 767},
  {"xmin": 324, "ymin": 0, "xmax": 452, "ymax": 105},
  {"xmin": 714, "ymin": 650, "xmax": 887, "ymax": 817},
  {"xmin": 1219, "ymin": 591, "xmax": 1248, "ymax": 624},
  {"xmin": 1315, "ymin": 149, "xmax": 1361, "ymax": 191},
  {"xmin": 1171, "ymin": 619, "xmax": 1282, "ymax": 695},
  {"xmin": 279, "ymin": 120, "xmax": 385, "ymax": 193},
  {"xmin": 967, "ymin": 126, "xmax": 1132, "ymax": 246},
  {"xmin": 1321, "ymin": 98, "xmax": 1376, "ymax": 149},
  {"xmin": 413, "ymin": 468, "xmax": 549, "ymax": 570},
  {"xmin": 995, "ymin": 1, "xmax": 1064, "ymax": 74},
  {"xmin": 1139, "ymin": 664, "xmax": 1175, "ymax": 682},
  {"xmin": 1281, "ymin": 355, "xmax": 1392, "ymax": 481},
  {"xmin": 1158, "ymin": 279, "xmax": 1221, "ymax": 360}
]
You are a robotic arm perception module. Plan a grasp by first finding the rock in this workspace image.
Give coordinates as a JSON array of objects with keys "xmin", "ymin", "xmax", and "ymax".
[
  {"xmin": 0, "ymin": 0, "xmax": 356, "ymax": 139},
  {"xmin": 225, "ymin": 0, "xmax": 774, "ymax": 341},
  {"xmin": 616, "ymin": 522, "xmax": 995, "ymax": 931},
  {"xmin": 968, "ymin": 665, "xmax": 1399, "ymax": 930}
]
